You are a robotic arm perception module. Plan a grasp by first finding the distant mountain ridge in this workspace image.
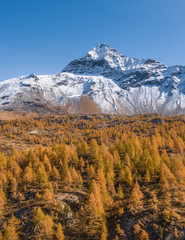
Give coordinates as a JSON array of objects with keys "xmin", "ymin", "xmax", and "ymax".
[{"xmin": 1, "ymin": 43, "xmax": 185, "ymax": 115}]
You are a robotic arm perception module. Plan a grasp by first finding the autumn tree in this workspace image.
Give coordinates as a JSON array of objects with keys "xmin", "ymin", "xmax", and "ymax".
[
  {"xmin": 4, "ymin": 215, "xmax": 21, "ymax": 240},
  {"xmin": 124, "ymin": 166, "xmax": 133, "ymax": 186},
  {"xmin": 0, "ymin": 231, "xmax": 3, "ymax": 240},
  {"xmin": 33, "ymin": 207, "xmax": 54, "ymax": 239},
  {"xmin": 128, "ymin": 181, "xmax": 143, "ymax": 213},
  {"xmin": 55, "ymin": 223, "xmax": 65, "ymax": 240},
  {"xmin": 36, "ymin": 163, "xmax": 49, "ymax": 188},
  {"xmin": 133, "ymin": 224, "xmax": 149, "ymax": 240},
  {"xmin": 23, "ymin": 164, "xmax": 34, "ymax": 184},
  {"xmin": 0, "ymin": 189, "xmax": 5, "ymax": 215},
  {"xmin": 86, "ymin": 181, "xmax": 105, "ymax": 239}
]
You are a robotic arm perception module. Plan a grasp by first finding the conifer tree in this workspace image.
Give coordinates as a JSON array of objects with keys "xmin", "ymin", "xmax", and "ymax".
[
  {"xmin": 96, "ymin": 169, "xmax": 111, "ymax": 207},
  {"xmin": 79, "ymin": 156, "xmax": 85, "ymax": 172},
  {"xmin": 43, "ymin": 185, "xmax": 54, "ymax": 204},
  {"xmin": 89, "ymin": 139, "xmax": 99, "ymax": 163},
  {"xmin": 128, "ymin": 181, "xmax": 143, "ymax": 213},
  {"xmin": 118, "ymin": 168, "xmax": 125, "ymax": 185},
  {"xmin": 113, "ymin": 150, "xmax": 121, "ymax": 165},
  {"xmin": 23, "ymin": 165, "xmax": 34, "ymax": 184},
  {"xmin": 0, "ymin": 189, "xmax": 5, "ymax": 215},
  {"xmin": 10, "ymin": 177, "xmax": 18, "ymax": 198},
  {"xmin": 55, "ymin": 223, "xmax": 65, "ymax": 240},
  {"xmin": 86, "ymin": 181, "xmax": 105, "ymax": 239},
  {"xmin": 4, "ymin": 215, "xmax": 21, "ymax": 240},
  {"xmin": 87, "ymin": 164, "xmax": 95, "ymax": 180},
  {"xmin": 124, "ymin": 153, "xmax": 131, "ymax": 168},
  {"xmin": 145, "ymin": 169, "xmax": 150, "ymax": 183},
  {"xmin": 63, "ymin": 168, "xmax": 72, "ymax": 190},
  {"xmin": 33, "ymin": 207, "xmax": 45, "ymax": 228},
  {"xmin": 33, "ymin": 207, "xmax": 54, "ymax": 239},
  {"xmin": 0, "ymin": 231, "xmax": 3, "ymax": 240},
  {"xmin": 77, "ymin": 206, "xmax": 86, "ymax": 234},
  {"xmin": 160, "ymin": 162, "xmax": 176, "ymax": 193},
  {"xmin": 124, "ymin": 166, "xmax": 133, "ymax": 186},
  {"xmin": 36, "ymin": 163, "xmax": 49, "ymax": 188},
  {"xmin": 42, "ymin": 214, "xmax": 54, "ymax": 239},
  {"xmin": 117, "ymin": 184, "xmax": 124, "ymax": 200},
  {"xmin": 52, "ymin": 166, "xmax": 61, "ymax": 180},
  {"xmin": 43, "ymin": 154, "xmax": 52, "ymax": 175},
  {"xmin": 171, "ymin": 154, "xmax": 185, "ymax": 185},
  {"xmin": 161, "ymin": 150, "xmax": 171, "ymax": 169}
]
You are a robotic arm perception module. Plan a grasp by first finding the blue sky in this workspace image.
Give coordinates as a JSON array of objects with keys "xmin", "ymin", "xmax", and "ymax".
[{"xmin": 0, "ymin": 0, "xmax": 185, "ymax": 81}]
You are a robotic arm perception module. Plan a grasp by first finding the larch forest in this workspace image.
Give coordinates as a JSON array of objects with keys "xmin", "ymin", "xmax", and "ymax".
[{"xmin": 0, "ymin": 113, "xmax": 185, "ymax": 239}]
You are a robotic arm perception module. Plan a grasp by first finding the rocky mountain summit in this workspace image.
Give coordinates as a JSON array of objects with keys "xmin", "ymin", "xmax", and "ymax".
[{"xmin": 1, "ymin": 43, "xmax": 185, "ymax": 115}]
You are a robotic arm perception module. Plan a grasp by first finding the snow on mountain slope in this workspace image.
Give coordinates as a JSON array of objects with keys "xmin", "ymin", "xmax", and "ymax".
[{"xmin": 1, "ymin": 43, "xmax": 185, "ymax": 115}]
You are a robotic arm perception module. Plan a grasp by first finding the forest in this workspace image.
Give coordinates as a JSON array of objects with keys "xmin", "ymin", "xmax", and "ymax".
[{"xmin": 0, "ymin": 113, "xmax": 185, "ymax": 239}]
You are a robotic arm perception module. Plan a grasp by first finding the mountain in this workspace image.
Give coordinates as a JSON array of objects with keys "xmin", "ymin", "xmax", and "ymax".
[{"xmin": 1, "ymin": 43, "xmax": 185, "ymax": 115}]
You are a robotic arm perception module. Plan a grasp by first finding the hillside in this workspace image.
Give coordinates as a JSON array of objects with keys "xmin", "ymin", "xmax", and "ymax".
[{"xmin": 0, "ymin": 114, "xmax": 185, "ymax": 239}]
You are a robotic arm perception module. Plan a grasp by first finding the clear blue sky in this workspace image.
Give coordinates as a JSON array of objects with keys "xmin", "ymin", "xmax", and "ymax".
[{"xmin": 0, "ymin": 0, "xmax": 185, "ymax": 81}]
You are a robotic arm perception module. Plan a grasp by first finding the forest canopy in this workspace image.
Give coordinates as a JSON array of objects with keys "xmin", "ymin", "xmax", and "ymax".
[{"xmin": 0, "ymin": 114, "xmax": 185, "ymax": 239}]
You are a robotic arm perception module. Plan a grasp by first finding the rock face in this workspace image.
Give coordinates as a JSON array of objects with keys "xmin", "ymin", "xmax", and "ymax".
[{"xmin": 1, "ymin": 43, "xmax": 185, "ymax": 115}]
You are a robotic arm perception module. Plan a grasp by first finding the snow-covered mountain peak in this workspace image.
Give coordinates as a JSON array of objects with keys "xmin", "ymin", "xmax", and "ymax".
[
  {"xmin": 1, "ymin": 44, "xmax": 185, "ymax": 115},
  {"xmin": 26, "ymin": 73, "xmax": 38, "ymax": 79},
  {"xmin": 62, "ymin": 43, "xmax": 144, "ymax": 76},
  {"xmin": 86, "ymin": 43, "xmax": 121, "ymax": 61}
]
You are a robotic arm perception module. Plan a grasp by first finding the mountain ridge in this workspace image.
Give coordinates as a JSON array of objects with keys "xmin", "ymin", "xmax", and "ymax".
[{"xmin": 1, "ymin": 43, "xmax": 185, "ymax": 115}]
